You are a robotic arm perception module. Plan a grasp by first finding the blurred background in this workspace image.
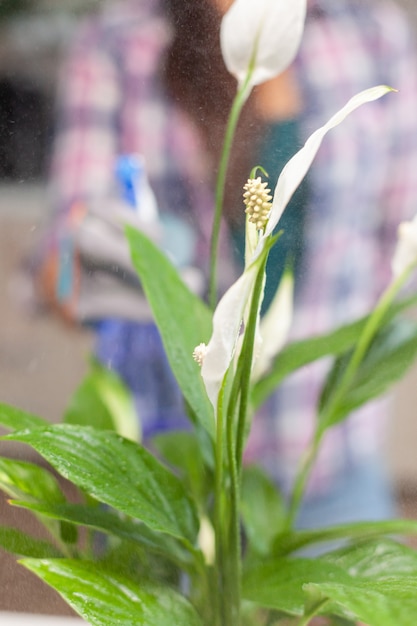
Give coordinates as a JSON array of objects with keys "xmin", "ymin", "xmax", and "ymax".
[{"xmin": 1, "ymin": 0, "xmax": 417, "ymax": 614}]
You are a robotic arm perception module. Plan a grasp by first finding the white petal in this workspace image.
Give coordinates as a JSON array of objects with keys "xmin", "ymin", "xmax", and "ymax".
[
  {"xmin": 392, "ymin": 215, "xmax": 417, "ymax": 278},
  {"xmin": 264, "ymin": 86, "xmax": 394, "ymax": 239},
  {"xmin": 253, "ymin": 269, "xmax": 294, "ymax": 380},
  {"xmin": 201, "ymin": 261, "xmax": 260, "ymax": 407},
  {"xmin": 220, "ymin": 0, "xmax": 307, "ymax": 88}
]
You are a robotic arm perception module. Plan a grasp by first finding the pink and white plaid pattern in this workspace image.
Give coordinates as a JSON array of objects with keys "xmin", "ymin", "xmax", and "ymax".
[{"xmin": 49, "ymin": 0, "xmax": 214, "ymax": 267}]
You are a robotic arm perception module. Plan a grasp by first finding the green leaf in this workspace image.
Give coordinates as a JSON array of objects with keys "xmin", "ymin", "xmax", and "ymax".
[
  {"xmin": 251, "ymin": 320, "xmax": 369, "ymax": 411},
  {"xmin": 0, "ymin": 457, "xmax": 76, "ymax": 547},
  {"xmin": 242, "ymin": 558, "xmax": 353, "ymax": 616},
  {"xmin": 13, "ymin": 500, "xmax": 196, "ymax": 570},
  {"xmin": 304, "ymin": 578, "xmax": 417, "ymax": 626},
  {"xmin": 305, "ymin": 540, "xmax": 417, "ymax": 624},
  {"xmin": 319, "ymin": 318, "xmax": 417, "ymax": 428},
  {"xmin": 126, "ymin": 226, "xmax": 214, "ymax": 439},
  {"xmin": 322, "ymin": 538, "xmax": 417, "ymax": 579},
  {"xmin": 4, "ymin": 424, "xmax": 199, "ymax": 544},
  {"xmin": 251, "ymin": 293, "xmax": 417, "ymax": 411},
  {"xmin": 0, "ymin": 403, "xmax": 46, "ymax": 431},
  {"xmin": 152, "ymin": 431, "xmax": 210, "ymax": 507},
  {"xmin": 273, "ymin": 519, "xmax": 417, "ymax": 556},
  {"xmin": 0, "ymin": 456, "xmax": 65, "ymax": 503},
  {"xmin": 64, "ymin": 359, "xmax": 140, "ymax": 442},
  {"xmin": 240, "ymin": 465, "xmax": 286, "ymax": 555},
  {"xmin": 0, "ymin": 526, "xmax": 60, "ymax": 558},
  {"xmin": 21, "ymin": 559, "xmax": 203, "ymax": 626}
]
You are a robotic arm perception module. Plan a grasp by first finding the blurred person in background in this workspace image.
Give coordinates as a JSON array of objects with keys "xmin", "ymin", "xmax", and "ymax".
[
  {"xmin": 242, "ymin": 0, "xmax": 417, "ymax": 527},
  {"xmin": 41, "ymin": 0, "xmax": 417, "ymax": 527}
]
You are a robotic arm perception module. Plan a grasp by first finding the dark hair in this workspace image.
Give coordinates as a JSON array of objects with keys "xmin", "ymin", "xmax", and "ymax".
[
  {"xmin": 162, "ymin": 0, "xmax": 257, "ymax": 224},
  {"xmin": 163, "ymin": 0, "xmax": 233, "ymax": 151}
]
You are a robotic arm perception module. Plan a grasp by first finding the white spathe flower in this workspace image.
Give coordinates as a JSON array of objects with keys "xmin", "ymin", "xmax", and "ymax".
[
  {"xmin": 392, "ymin": 214, "xmax": 417, "ymax": 278},
  {"xmin": 220, "ymin": 0, "xmax": 307, "ymax": 89},
  {"xmin": 200, "ymin": 86, "xmax": 394, "ymax": 410},
  {"xmin": 264, "ymin": 86, "xmax": 394, "ymax": 240},
  {"xmin": 201, "ymin": 261, "xmax": 260, "ymax": 407}
]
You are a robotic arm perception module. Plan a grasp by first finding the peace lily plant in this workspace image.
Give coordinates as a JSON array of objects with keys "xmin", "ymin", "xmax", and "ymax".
[{"xmin": 2, "ymin": 1, "xmax": 417, "ymax": 625}]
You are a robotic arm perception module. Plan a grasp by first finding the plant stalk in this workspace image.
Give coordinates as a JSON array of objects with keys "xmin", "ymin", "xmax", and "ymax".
[
  {"xmin": 235, "ymin": 255, "xmax": 268, "ymax": 471},
  {"xmin": 285, "ymin": 266, "xmax": 413, "ymax": 529},
  {"xmin": 214, "ymin": 383, "xmax": 227, "ymax": 626},
  {"xmin": 208, "ymin": 77, "xmax": 252, "ymax": 310}
]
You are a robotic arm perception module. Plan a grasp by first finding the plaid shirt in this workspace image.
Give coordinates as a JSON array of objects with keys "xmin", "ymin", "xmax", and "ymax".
[
  {"xmin": 246, "ymin": 0, "xmax": 417, "ymax": 493},
  {"xmin": 49, "ymin": 0, "xmax": 417, "ymax": 494},
  {"xmin": 49, "ymin": 0, "xmax": 213, "ymax": 267}
]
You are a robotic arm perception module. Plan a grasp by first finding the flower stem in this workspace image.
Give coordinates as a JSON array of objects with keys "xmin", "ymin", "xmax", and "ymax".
[
  {"xmin": 285, "ymin": 267, "xmax": 412, "ymax": 529},
  {"xmin": 296, "ymin": 599, "xmax": 330, "ymax": 626},
  {"xmin": 221, "ymin": 251, "xmax": 270, "ymax": 624},
  {"xmin": 226, "ymin": 401, "xmax": 241, "ymax": 626},
  {"xmin": 208, "ymin": 77, "xmax": 252, "ymax": 310},
  {"xmin": 236, "ymin": 254, "xmax": 268, "ymax": 470},
  {"xmin": 214, "ymin": 383, "xmax": 227, "ymax": 626},
  {"xmin": 318, "ymin": 268, "xmax": 412, "ymax": 435},
  {"xmin": 284, "ymin": 434, "xmax": 320, "ymax": 531}
]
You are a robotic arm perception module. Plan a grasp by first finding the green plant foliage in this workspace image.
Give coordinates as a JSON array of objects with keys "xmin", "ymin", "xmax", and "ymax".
[
  {"xmin": 3, "ymin": 424, "xmax": 199, "ymax": 544},
  {"xmin": 242, "ymin": 558, "xmax": 353, "ymax": 616},
  {"xmin": 251, "ymin": 294, "xmax": 417, "ymax": 411},
  {"xmin": 64, "ymin": 359, "xmax": 139, "ymax": 441},
  {"xmin": 244, "ymin": 540, "xmax": 417, "ymax": 622},
  {"xmin": 0, "ymin": 526, "xmax": 60, "ymax": 558},
  {"xmin": 319, "ymin": 318, "xmax": 417, "ymax": 428},
  {"xmin": 126, "ymin": 226, "xmax": 215, "ymax": 440},
  {"xmin": 0, "ymin": 403, "xmax": 47, "ymax": 432},
  {"xmin": 0, "ymin": 456, "xmax": 65, "ymax": 503},
  {"xmin": 305, "ymin": 540, "xmax": 417, "ymax": 623},
  {"xmin": 240, "ymin": 465, "xmax": 286, "ymax": 555},
  {"xmin": 12, "ymin": 500, "xmax": 197, "ymax": 570},
  {"xmin": 21, "ymin": 559, "xmax": 203, "ymax": 626},
  {"xmin": 304, "ymin": 578, "xmax": 417, "ymax": 626},
  {"xmin": 322, "ymin": 538, "xmax": 417, "ymax": 579},
  {"xmin": 0, "ymin": 456, "xmax": 78, "ymax": 547},
  {"xmin": 152, "ymin": 431, "xmax": 210, "ymax": 508},
  {"xmin": 273, "ymin": 519, "xmax": 417, "ymax": 556},
  {"xmin": 1, "ymin": 13, "xmax": 417, "ymax": 625}
]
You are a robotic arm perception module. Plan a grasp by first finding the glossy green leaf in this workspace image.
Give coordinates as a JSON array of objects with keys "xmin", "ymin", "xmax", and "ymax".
[
  {"xmin": 322, "ymin": 538, "xmax": 417, "ymax": 579},
  {"xmin": 152, "ymin": 431, "xmax": 210, "ymax": 507},
  {"xmin": 13, "ymin": 500, "xmax": 196, "ymax": 570},
  {"xmin": 319, "ymin": 318, "xmax": 417, "ymax": 428},
  {"xmin": 126, "ymin": 226, "xmax": 214, "ymax": 439},
  {"xmin": 326, "ymin": 619, "xmax": 357, "ymax": 626},
  {"xmin": 4, "ymin": 425, "xmax": 199, "ymax": 544},
  {"xmin": 0, "ymin": 456, "xmax": 65, "ymax": 503},
  {"xmin": 251, "ymin": 293, "xmax": 417, "ymax": 411},
  {"xmin": 64, "ymin": 359, "xmax": 140, "ymax": 442},
  {"xmin": 21, "ymin": 559, "xmax": 203, "ymax": 626},
  {"xmin": 0, "ymin": 526, "xmax": 60, "ymax": 558},
  {"xmin": 273, "ymin": 519, "xmax": 417, "ymax": 556},
  {"xmin": 251, "ymin": 315, "xmax": 364, "ymax": 411},
  {"xmin": 0, "ymin": 403, "xmax": 46, "ymax": 431},
  {"xmin": 306, "ymin": 539, "xmax": 417, "ymax": 624},
  {"xmin": 0, "ymin": 456, "xmax": 76, "ymax": 546},
  {"xmin": 240, "ymin": 465, "xmax": 286, "ymax": 555},
  {"xmin": 304, "ymin": 578, "xmax": 417, "ymax": 626},
  {"xmin": 242, "ymin": 558, "xmax": 353, "ymax": 616}
]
